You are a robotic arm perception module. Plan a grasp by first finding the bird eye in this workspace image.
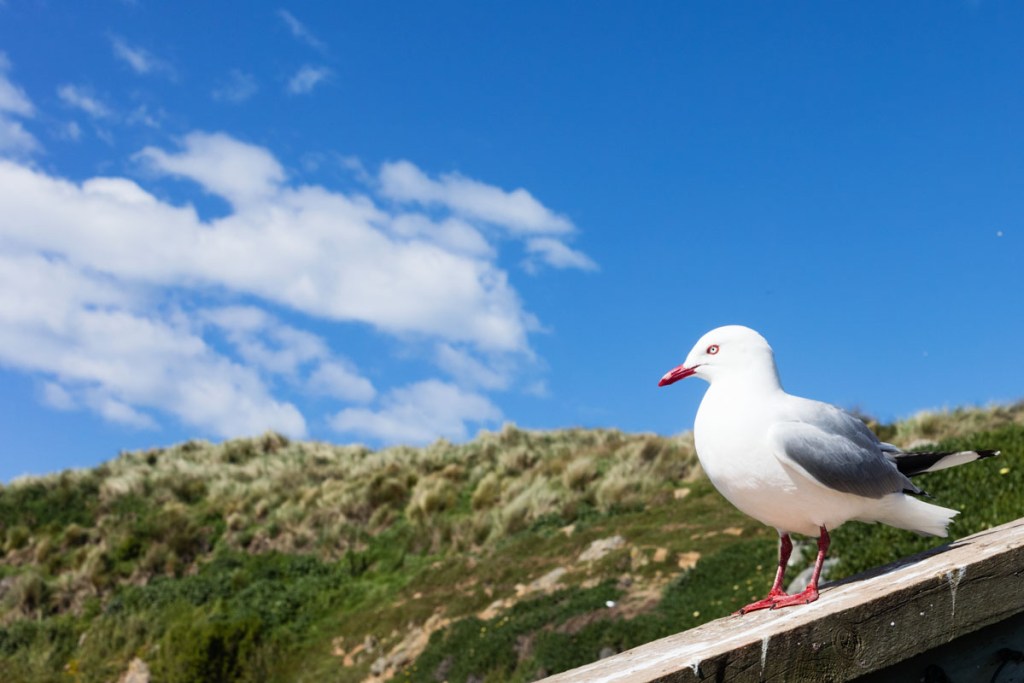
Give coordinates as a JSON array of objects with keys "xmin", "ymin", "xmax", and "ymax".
[{"xmin": 707, "ymin": 344, "xmax": 719, "ymax": 355}]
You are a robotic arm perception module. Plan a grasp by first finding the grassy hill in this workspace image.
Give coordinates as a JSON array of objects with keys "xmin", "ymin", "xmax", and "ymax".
[{"xmin": 1, "ymin": 403, "xmax": 1022, "ymax": 682}]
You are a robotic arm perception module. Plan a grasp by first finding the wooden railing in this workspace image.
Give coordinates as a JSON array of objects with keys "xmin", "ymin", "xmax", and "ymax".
[{"xmin": 543, "ymin": 517, "xmax": 1024, "ymax": 682}]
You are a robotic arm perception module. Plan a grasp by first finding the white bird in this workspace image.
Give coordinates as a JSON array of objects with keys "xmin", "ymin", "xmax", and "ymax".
[{"xmin": 658, "ymin": 325, "xmax": 998, "ymax": 613}]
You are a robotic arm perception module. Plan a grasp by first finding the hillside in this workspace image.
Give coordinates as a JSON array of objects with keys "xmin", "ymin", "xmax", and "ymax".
[{"xmin": 1, "ymin": 403, "xmax": 1022, "ymax": 682}]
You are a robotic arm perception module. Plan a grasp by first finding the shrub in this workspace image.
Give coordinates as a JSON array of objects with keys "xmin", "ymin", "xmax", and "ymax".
[
  {"xmin": 220, "ymin": 439, "xmax": 259, "ymax": 465},
  {"xmin": 405, "ymin": 475, "xmax": 457, "ymax": 525},
  {"xmin": 259, "ymin": 432, "xmax": 289, "ymax": 455},
  {"xmin": 562, "ymin": 457, "xmax": 598, "ymax": 492},
  {"xmin": 170, "ymin": 476, "xmax": 208, "ymax": 504},
  {"xmin": 6, "ymin": 570, "xmax": 49, "ymax": 618},
  {"xmin": 4, "ymin": 525, "xmax": 30, "ymax": 552},
  {"xmin": 498, "ymin": 445, "xmax": 537, "ymax": 476},
  {"xmin": 366, "ymin": 473, "xmax": 410, "ymax": 510},
  {"xmin": 0, "ymin": 473, "xmax": 97, "ymax": 532},
  {"xmin": 471, "ymin": 472, "xmax": 501, "ymax": 511},
  {"xmin": 154, "ymin": 612, "xmax": 266, "ymax": 683},
  {"xmin": 61, "ymin": 524, "xmax": 91, "ymax": 549},
  {"xmin": 594, "ymin": 464, "xmax": 647, "ymax": 513}
]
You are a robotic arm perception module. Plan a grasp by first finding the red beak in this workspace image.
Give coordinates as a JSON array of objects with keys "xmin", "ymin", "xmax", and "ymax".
[{"xmin": 658, "ymin": 364, "xmax": 697, "ymax": 387}]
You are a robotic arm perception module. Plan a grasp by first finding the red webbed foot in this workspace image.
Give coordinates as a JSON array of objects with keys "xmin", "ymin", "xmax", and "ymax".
[
  {"xmin": 768, "ymin": 586, "xmax": 819, "ymax": 609},
  {"xmin": 736, "ymin": 589, "xmax": 788, "ymax": 614}
]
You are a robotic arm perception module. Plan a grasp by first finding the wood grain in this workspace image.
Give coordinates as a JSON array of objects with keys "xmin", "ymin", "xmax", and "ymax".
[{"xmin": 543, "ymin": 517, "xmax": 1024, "ymax": 682}]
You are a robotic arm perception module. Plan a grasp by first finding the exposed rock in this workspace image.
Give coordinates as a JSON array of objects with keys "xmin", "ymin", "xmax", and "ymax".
[
  {"xmin": 787, "ymin": 541, "xmax": 810, "ymax": 568},
  {"xmin": 578, "ymin": 535, "xmax": 625, "ymax": 562},
  {"xmin": 786, "ymin": 558, "xmax": 838, "ymax": 594},
  {"xmin": 673, "ymin": 488, "xmax": 691, "ymax": 500},
  {"xmin": 629, "ymin": 546, "xmax": 649, "ymax": 570},
  {"xmin": 616, "ymin": 585, "xmax": 664, "ymax": 619},
  {"xmin": 334, "ymin": 636, "xmax": 369, "ymax": 667},
  {"xmin": 677, "ymin": 551, "xmax": 701, "ymax": 569},
  {"xmin": 479, "ymin": 565, "xmax": 572, "ymax": 620},
  {"xmin": 652, "ymin": 547, "xmax": 669, "ymax": 563},
  {"xmin": 515, "ymin": 566, "xmax": 567, "ymax": 597},
  {"xmin": 365, "ymin": 612, "xmax": 450, "ymax": 682},
  {"xmin": 515, "ymin": 632, "xmax": 536, "ymax": 661},
  {"xmin": 433, "ymin": 655, "xmax": 454, "ymax": 681},
  {"xmin": 0, "ymin": 576, "xmax": 16, "ymax": 598},
  {"xmin": 117, "ymin": 658, "xmax": 150, "ymax": 683},
  {"xmin": 477, "ymin": 597, "xmax": 513, "ymax": 620}
]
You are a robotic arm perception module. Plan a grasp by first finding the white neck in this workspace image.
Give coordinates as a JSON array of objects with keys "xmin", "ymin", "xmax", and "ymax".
[{"xmin": 711, "ymin": 359, "xmax": 784, "ymax": 395}]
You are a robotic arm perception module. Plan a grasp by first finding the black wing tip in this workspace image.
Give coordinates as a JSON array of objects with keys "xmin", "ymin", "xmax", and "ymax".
[
  {"xmin": 901, "ymin": 449, "xmax": 1000, "ymax": 459},
  {"xmin": 895, "ymin": 448, "xmax": 1001, "ymax": 478}
]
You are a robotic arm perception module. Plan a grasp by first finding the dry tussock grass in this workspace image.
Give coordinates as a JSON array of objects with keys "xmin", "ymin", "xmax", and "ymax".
[
  {"xmin": 893, "ymin": 401, "xmax": 1024, "ymax": 447},
  {"xmin": 2, "ymin": 404, "xmax": 1017, "ymax": 617}
]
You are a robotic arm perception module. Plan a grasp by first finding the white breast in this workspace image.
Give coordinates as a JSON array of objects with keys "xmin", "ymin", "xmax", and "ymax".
[{"xmin": 694, "ymin": 385, "xmax": 835, "ymax": 536}]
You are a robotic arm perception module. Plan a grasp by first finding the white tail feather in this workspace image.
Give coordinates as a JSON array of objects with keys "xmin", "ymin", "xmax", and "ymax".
[
  {"xmin": 871, "ymin": 495, "xmax": 959, "ymax": 537},
  {"xmin": 920, "ymin": 450, "xmax": 983, "ymax": 473}
]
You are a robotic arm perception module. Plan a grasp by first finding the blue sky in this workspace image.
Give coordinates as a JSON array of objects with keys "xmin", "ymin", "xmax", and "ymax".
[{"xmin": 1, "ymin": 2, "xmax": 1022, "ymax": 481}]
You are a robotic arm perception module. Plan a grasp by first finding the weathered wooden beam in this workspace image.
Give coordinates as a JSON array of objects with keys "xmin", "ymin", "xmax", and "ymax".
[{"xmin": 543, "ymin": 517, "xmax": 1024, "ymax": 683}]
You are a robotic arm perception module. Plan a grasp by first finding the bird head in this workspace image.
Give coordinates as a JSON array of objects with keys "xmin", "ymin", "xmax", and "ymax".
[{"xmin": 658, "ymin": 325, "xmax": 779, "ymax": 387}]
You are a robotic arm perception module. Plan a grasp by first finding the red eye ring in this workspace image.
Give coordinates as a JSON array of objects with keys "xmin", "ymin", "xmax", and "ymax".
[{"xmin": 706, "ymin": 344, "xmax": 719, "ymax": 355}]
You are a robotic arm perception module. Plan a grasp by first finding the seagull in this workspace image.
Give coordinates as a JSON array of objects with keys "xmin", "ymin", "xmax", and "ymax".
[{"xmin": 658, "ymin": 325, "xmax": 999, "ymax": 613}]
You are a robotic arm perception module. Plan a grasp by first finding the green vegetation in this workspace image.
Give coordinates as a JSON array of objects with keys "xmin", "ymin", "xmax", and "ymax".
[{"xmin": 0, "ymin": 403, "xmax": 1021, "ymax": 682}]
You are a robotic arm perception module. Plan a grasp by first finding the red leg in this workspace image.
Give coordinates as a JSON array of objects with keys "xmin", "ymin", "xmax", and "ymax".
[
  {"xmin": 768, "ymin": 526, "xmax": 829, "ymax": 609},
  {"xmin": 737, "ymin": 533, "xmax": 793, "ymax": 614}
]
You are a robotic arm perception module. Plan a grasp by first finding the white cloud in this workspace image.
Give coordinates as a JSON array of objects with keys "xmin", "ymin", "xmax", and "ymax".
[
  {"xmin": 379, "ymin": 160, "xmax": 575, "ymax": 235},
  {"xmin": 308, "ymin": 361, "xmax": 376, "ymax": 403},
  {"xmin": 435, "ymin": 343, "xmax": 510, "ymax": 390},
  {"xmin": 110, "ymin": 36, "xmax": 173, "ymax": 77},
  {"xmin": 87, "ymin": 392, "xmax": 158, "ymax": 430},
  {"xmin": 213, "ymin": 69, "xmax": 258, "ymax": 103},
  {"xmin": 57, "ymin": 84, "xmax": 112, "ymax": 119},
  {"xmin": 1, "ymin": 152, "xmax": 534, "ymax": 352},
  {"xmin": 201, "ymin": 305, "xmax": 269, "ymax": 335},
  {"xmin": 136, "ymin": 131, "xmax": 285, "ymax": 205},
  {"xmin": 0, "ymin": 53, "xmax": 33, "ymax": 116},
  {"xmin": 379, "ymin": 160, "xmax": 597, "ymax": 272},
  {"xmin": 330, "ymin": 380, "xmax": 501, "ymax": 443},
  {"xmin": 339, "ymin": 155, "xmax": 371, "ymax": 181},
  {"xmin": 0, "ymin": 253, "xmax": 306, "ymax": 438},
  {"xmin": 287, "ymin": 65, "xmax": 331, "ymax": 95},
  {"xmin": 127, "ymin": 105, "xmax": 161, "ymax": 128},
  {"xmin": 389, "ymin": 214, "xmax": 494, "ymax": 258},
  {"xmin": 61, "ymin": 121, "xmax": 82, "ymax": 141},
  {"xmin": 0, "ymin": 133, "xmax": 589, "ymax": 443},
  {"xmin": 203, "ymin": 306, "xmax": 326, "ymax": 375},
  {"xmin": 0, "ymin": 117, "xmax": 38, "ymax": 155},
  {"xmin": 41, "ymin": 381, "xmax": 76, "ymax": 410},
  {"xmin": 525, "ymin": 237, "xmax": 599, "ymax": 272},
  {"xmin": 201, "ymin": 306, "xmax": 375, "ymax": 404},
  {"xmin": 278, "ymin": 10, "xmax": 326, "ymax": 51},
  {"xmin": 0, "ymin": 53, "xmax": 39, "ymax": 155}
]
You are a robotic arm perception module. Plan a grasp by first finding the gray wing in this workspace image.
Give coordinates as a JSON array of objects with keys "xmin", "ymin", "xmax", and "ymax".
[{"xmin": 769, "ymin": 403, "xmax": 920, "ymax": 499}]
